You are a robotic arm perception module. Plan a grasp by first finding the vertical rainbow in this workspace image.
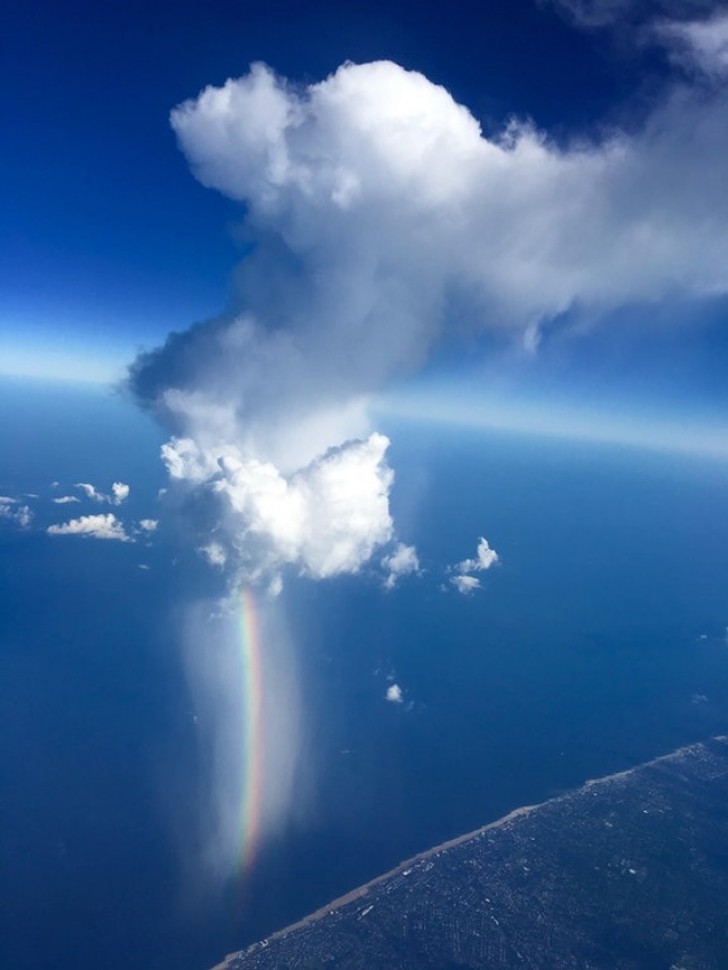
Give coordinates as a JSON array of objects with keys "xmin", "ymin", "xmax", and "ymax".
[{"xmin": 238, "ymin": 587, "xmax": 265, "ymax": 872}]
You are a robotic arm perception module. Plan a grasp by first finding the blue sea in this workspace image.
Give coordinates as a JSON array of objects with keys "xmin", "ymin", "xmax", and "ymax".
[{"xmin": 2, "ymin": 378, "xmax": 728, "ymax": 970}]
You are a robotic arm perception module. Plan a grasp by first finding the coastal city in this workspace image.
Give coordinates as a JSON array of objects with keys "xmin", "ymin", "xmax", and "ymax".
[{"xmin": 218, "ymin": 738, "xmax": 728, "ymax": 970}]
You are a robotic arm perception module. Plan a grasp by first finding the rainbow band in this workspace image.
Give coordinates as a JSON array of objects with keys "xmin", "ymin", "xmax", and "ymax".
[{"xmin": 239, "ymin": 588, "xmax": 265, "ymax": 871}]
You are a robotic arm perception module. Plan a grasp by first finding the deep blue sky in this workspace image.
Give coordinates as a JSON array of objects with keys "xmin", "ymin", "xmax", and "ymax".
[{"xmin": 2, "ymin": 0, "xmax": 683, "ymax": 378}]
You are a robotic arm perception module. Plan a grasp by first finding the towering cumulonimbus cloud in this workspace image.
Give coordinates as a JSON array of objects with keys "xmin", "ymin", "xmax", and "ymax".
[{"xmin": 130, "ymin": 51, "xmax": 728, "ymax": 587}]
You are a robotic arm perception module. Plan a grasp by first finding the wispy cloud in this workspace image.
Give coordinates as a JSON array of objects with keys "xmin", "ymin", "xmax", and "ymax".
[
  {"xmin": 656, "ymin": 11, "xmax": 728, "ymax": 78},
  {"xmin": 457, "ymin": 537, "xmax": 499, "ymax": 575},
  {"xmin": 385, "ymin": 683, "xmax": 404, "ymax": 704},
  {"xmin": 382, "ymin": 543, "xmax": 420, "ymax": 589},
  {"xmin": 0, "ymin": 497, "xmax": 32, "ymax": 528},
  {"xmin": 451, "ymin": 574, "xmax": 482, "ymax": 596},
  {"xmin": 75, "ymin": 481, "xmax": 130, "ymax": 505},
  {"xmin": 544, "ymin": 0, "xmax": 634, "ymax": 27},
  {"xmin": 451, "ymin": 537, "xmax": 499, "ymax": 594}
]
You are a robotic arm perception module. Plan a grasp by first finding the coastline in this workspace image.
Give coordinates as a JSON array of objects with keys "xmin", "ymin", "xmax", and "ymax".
[{"xmin": 214, "ymin": 735, "xmax": 728, "ymax": 968}]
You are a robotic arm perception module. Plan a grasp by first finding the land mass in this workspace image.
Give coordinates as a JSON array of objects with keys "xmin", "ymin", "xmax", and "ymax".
[{"xmin": 213, "ymin": 737, "xmax": 728, "ymax": 969}]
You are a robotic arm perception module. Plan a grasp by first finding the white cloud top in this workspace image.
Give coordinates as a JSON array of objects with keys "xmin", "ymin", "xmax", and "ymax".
[
  {"xmin": 130, "ymin": 52, "xmax": 728, "ymax": 586},
  {"xmin": 172, "ymin": 59, "xmax": 728, "ymax": 338},
  {"xmin": 47, "ymin": 513, "xmax": 131, "ymax": 542}
]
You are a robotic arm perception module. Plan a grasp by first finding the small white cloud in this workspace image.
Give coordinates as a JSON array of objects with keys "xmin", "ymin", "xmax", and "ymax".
[
  {"xmin": 75, "ymin": 481, "xmax": 130, "ymax": 505},
  {"xmin": 381, "ymin": 542, "xmax": 420, "ymax": 589},
  {"xmin": 267, "ymin": 574, "xmax": 283, "ymax": 597},
  {"xmin": 0, "ymin": 499, "xmax": 32, "ymax": 528},
  {"xmin": 457, "ymin": 537, "xmax": 499, "ymax": 575},
  {"xmin": 138, "ymin": 563, "xmax": 150, "ymax": 570},
  {"xmin": 451, "ymin": 574, "xmax": 481, "ymax": 595},
  {"xmin": 15, "ymin": 506, "xmax": 32, "ymax": 527},
  {"xmin": 47, "ymin": 513, "xmax": 131, "ymax": 542},
  {"xmin": 53, "ymin": 495, "xmax": 80, "ymax": 505},
  {"xmin": 385, "ymin": 683, "xmax": 404, "ymax": 704},
  {"xmin": 112, "ymin": 481, "xmax": 130, "ymax": 504},
  {"xmin": 200, "ymin": 542, "xmax": 227, "ymax": 567},
  {"xmin": 138, "ymin": 518, "xmax": 158, "ymax": 531}
]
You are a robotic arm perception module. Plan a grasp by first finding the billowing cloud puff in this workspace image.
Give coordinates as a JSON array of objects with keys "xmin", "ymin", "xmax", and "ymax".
[
  {"xmin": 130, "ymin": 54, "xmax": 728, "ymax": 585},
  {"xmin": 162, "ymin": 432, "xmax": 393, "ymax": 582},
  {"xmin": 138, "ymin": 518, "xmax": 158, "ymax": 531},
  {"xmin": 52, "ymin": 495, "xmax": 80, "ymax": 504},
  {"xmin": 382, "ymin": 543, "xmax": 420, "ymax": 589},
  {"xmin": 47, "ymin": 513, "xmax": 131, "ymax": 542}
]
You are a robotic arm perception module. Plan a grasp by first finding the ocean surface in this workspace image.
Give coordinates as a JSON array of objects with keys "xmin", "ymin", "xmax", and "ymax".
[{"xmin": 2, "ymin": 378, "xmax": 728, "ymax": 970}]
